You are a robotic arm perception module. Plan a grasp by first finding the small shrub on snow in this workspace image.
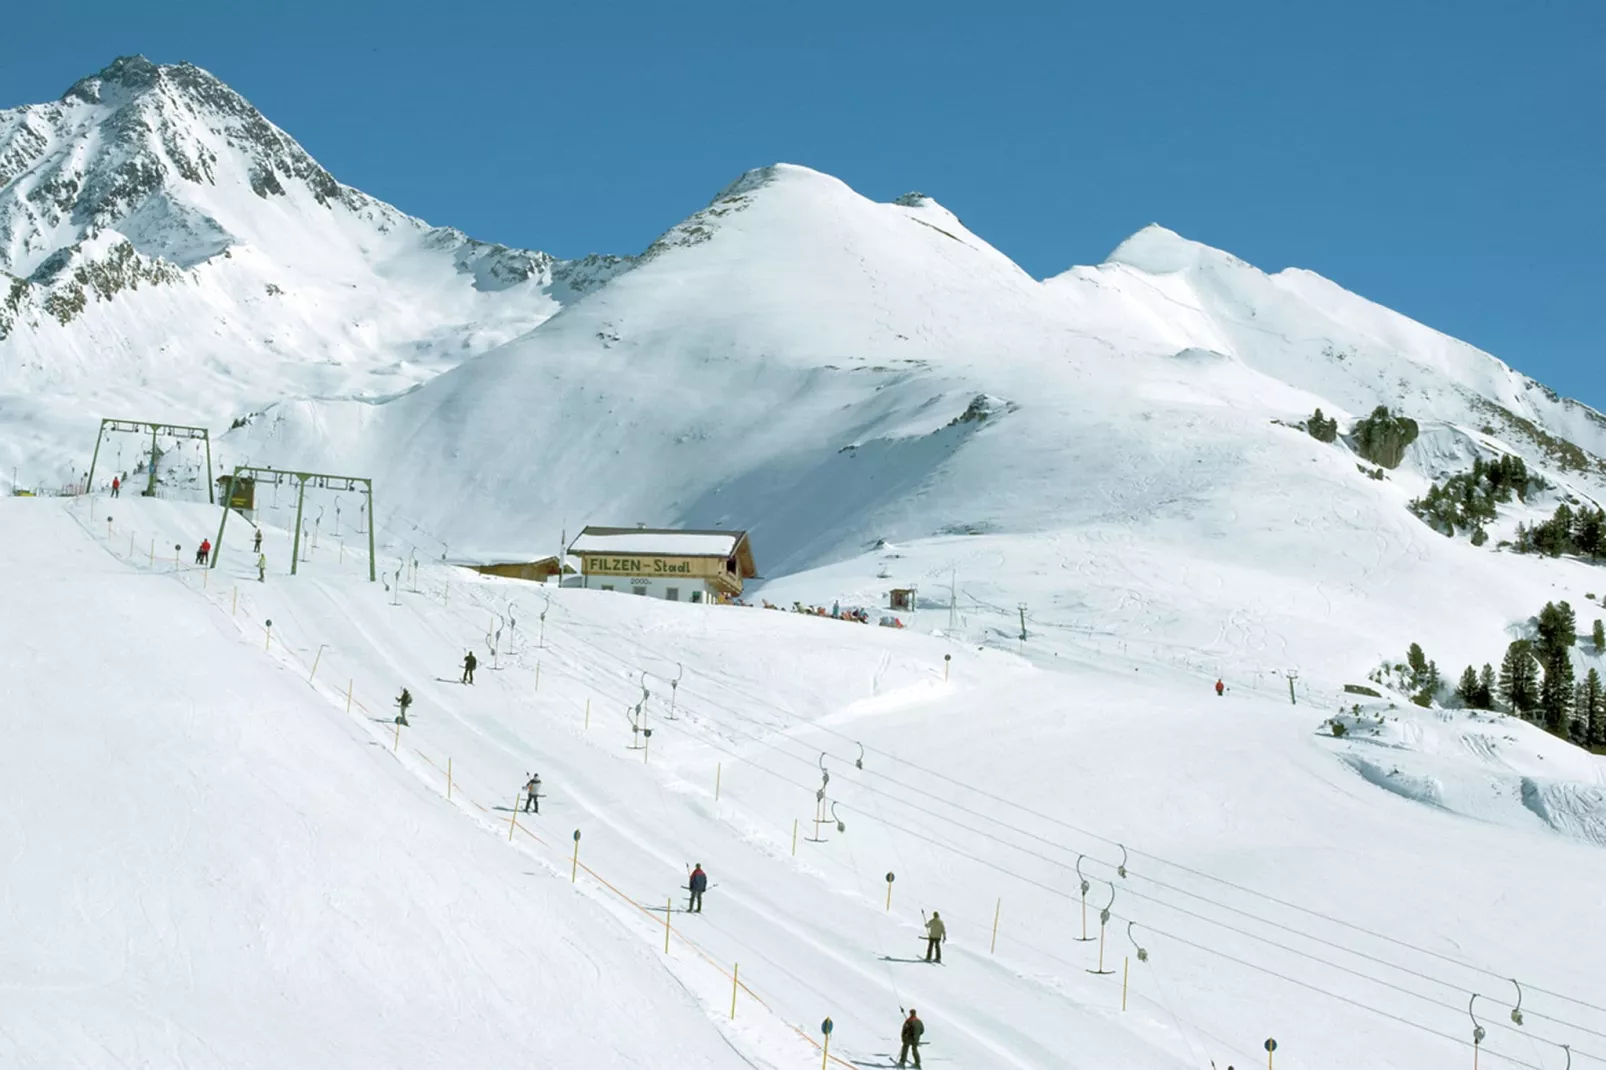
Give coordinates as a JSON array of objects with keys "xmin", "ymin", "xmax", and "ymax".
[
  {"xmin": 1350, "ymin": 406, "xmax": 1420, "ymax": 469},
  {"xmin": 1306, "ymin": 408, "xmax": 1338, "ymax": 443}
]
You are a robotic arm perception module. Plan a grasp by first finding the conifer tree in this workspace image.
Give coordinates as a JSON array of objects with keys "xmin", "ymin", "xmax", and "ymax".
[
  {"xmin": 1499, "ymin": 640, "xmax": 1538, "ymax": 718},
  {"xmin": 1455, "ymin": 665, "xmax": 1480, "ymax": 707},
  {"xmin": 1593, "ymin": 618, "xmax": 1603, "ymax": 654},
  {"xmin": 1576, "ymin": 509, "xmax": 1606, "ymax": 561},
  {"xmin": 1589, "ymin": 668, "xmax": 1606, "ymax": 748},
  {"xmin": 1407, "ymin": 643, "xmax": 1428, "ymax": 688},
  {"xmin": 1477, "ymin": 663, "xmax": 1496, "ymax": 709},
  {"xmin": 1540, "ymin": 647, "xmax": 1575, "ymax": 736},
  {"xmin": 1536, "ymin": 601, "xmax": 1577, "ymax": 655}
]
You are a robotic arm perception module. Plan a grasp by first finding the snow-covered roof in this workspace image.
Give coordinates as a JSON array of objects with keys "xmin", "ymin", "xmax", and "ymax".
[{"xmin": 569, "ymin": 527, "xmax": 746, "ymax": 558}]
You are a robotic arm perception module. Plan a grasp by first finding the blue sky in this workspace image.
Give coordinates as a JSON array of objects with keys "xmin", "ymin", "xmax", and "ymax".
[{"xmin": 5, "ymin": 1, "xmax": 1602, "ymax": 403}]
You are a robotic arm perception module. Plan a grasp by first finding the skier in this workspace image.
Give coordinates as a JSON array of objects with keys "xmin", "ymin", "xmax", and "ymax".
[
  {"xmin": 461, "ymin": 650, "xmax": 477, "ymax": 685},
  {"xmin": 252, "ymin": 529, "xmax": 263, "ymax": 553},
  {"xmin": 523, "ymin": 773, "xmax": 541, "ymax": 813},
  {"xmin": 1215, "ymin": 678, "xmax": 1225, "ymax": 697},
  {"xmin": 196, "ymin": 538, "xmax": 211, "ymax": 565},
  {"xmin": 688, "ymin": 863, "xmax": 708, "ymax": 913},
  {"xmin": 897, "ymin": 1009, "xmax": 925, "ymax": 1068},
  {"xmin": 395, "ymin": 688, "xmax": 412, "ymax": 726},
  {"xmin": 110, "ymin": 475, "xmax": 120, "ymax": 498},
  {"xmin": 257, "ymin": 553, "xmax": 267, "ymax": 582},
  {"xmin": 924, "ymin": 911, "xmax": 946, "ymax": 963}
]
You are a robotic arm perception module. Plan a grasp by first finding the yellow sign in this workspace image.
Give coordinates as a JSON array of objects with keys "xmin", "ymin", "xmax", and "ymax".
[{"xmin": 584, "ymin": 556, "xmax": 694, "ymax": 576}]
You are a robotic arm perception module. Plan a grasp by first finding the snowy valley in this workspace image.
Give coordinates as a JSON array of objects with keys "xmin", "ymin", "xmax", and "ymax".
[{"xmin": 3, "ymin": 56, "xmax": 1606, "ymax": 1070}]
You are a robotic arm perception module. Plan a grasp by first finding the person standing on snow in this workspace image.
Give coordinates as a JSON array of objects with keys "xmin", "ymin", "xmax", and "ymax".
[
  {"xmin": 897, "ymin": 1009, "xmax": 925, "ymax": 1068},
  {"xmin": 252, "ymin": 529, "xmax": 263, "ymax": 553},
  {"xmin": 523, "ymin": 773, "xmax": 541, "ymax": 813},
  {"xmin": 395, "ymin": 688, "xmax": 412, "ymax": 726},
  {"xmin": 111, "ymin": 475, "xmax": 120, "ymax": 498},
  {"xmin": 257, "ymin": 553, "xmax": 267, "ymax": 582},
  {"xmin": 688, "ymin": 863, "xmax": 708, "ymax": 913},
  {"xmin": 461, "ymin": 650, "xmax": 477, "ymax": 685},
  {"xmin": 1215, "ymin": 679, "xmax": 1225, "ymax": 697},
  {"xmin": 196, "ymin": 539, "xmax": 211, "ymax": 565},
  {"xmin": 924, "ymin": 912, "xmax": 946, "ymax": 963}
]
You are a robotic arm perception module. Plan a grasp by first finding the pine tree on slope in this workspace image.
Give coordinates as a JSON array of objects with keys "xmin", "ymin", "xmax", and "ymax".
[
  {"xmin": 1456, "ymin": 665, "xmax": 1480, "ymax": 707},
  {"xmin": 1499, "ymin": 640, "xmax": 1538, "ymax": 719},
  {"xmin": 1588, "ymin": 668, "xmax": 1606, "ymax": 748},
  {"xmin": 1477, "ymin": 664, "xmax": 1496, "ymax": 709},
  {"xmin": 1407, "ymin": 643, "xmax": 1428, "ymax": 689}
]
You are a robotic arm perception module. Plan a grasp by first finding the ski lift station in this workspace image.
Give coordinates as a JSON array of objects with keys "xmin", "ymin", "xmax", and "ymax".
[{"xmin": 567, "ymin": 526, "xmax": 757, "ymax": 602}]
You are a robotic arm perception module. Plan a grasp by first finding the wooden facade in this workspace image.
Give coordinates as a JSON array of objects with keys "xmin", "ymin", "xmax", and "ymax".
[
  {"xmin": 570, "ymin": 527, "xmax": 757, "ymax": 600},
  {"xmin": 469, "ymin": 556, "xmax": 571, "ymax": 583}
]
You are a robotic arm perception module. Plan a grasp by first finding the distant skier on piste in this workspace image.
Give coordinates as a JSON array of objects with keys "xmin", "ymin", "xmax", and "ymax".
[
  {"xmin": 257, "ymin": 553, "xmax": 267, "ymax": 582},
  {"xmin": 110, "ymin": 475, "xmax": 120, "ymax": 497},
  {"xmin": 523, "ymin": 773, "xmax": 540, "ymax": 813},
  {"xmin": 252, "ymin": 529, "xmax": 262, "ymax": 553},
  {"xmin": 195, "ymin": 539, "xmax": 211, "ymax": 565},
  {"xmin": 924, "ymin": 911, "xmax": 946, "ymax": 963},
  {"xmin": 1215, "ymin": 678, "xmax": 1225, "ymax": 697},
  {"xmin": 688, "ymin": 863, "xmax": 708, "ymax": 913},
  {"xmin": 395, "ymin": 688, "xmax": 412, "ymax": 726},
  {"xmin": 897, "ymin": 1008, "xmax": 925, "ymax": 1068},
  {"xmin": 461, "ymin": 650, "xmax": 477, "ymax": 685}
]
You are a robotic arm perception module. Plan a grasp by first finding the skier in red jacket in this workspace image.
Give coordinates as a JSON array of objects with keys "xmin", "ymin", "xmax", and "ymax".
[{"xmin": 1215, "ymin": 679, "xmax": 1225, "ymax": 697}]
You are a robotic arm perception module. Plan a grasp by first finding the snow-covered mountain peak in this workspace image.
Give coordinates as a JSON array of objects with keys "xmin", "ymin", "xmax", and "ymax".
[
  {"xmin": 0, "ymin": 54, "xmax": 382, "ymax": 275},
  {"xmin": 64, "ymin": 54, "xmax": 218, "ymax": 108},
  {"xmin": 0, "ymin": 57, "xmax": 636, "ymax": 481},
  {"xmin": 1102, "ymin": 222, "xmax": 1251, "ymax": 276}
]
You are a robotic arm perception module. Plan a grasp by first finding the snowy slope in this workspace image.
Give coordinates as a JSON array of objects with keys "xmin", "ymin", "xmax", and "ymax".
[
  {"xmin": 12, "ymin": 492, "xmax": 1605, "ymax": 1070},
  {"xmin": 216, "ymin": 164, "xmax": 1606, "ymax": 700},
  {"xmin": 0, "ymin": 56, "xmax": 628, "ymax": 488},
  {"xmin": 0, "ymin": 498, "xmax": 778, "ymax": 1069}
]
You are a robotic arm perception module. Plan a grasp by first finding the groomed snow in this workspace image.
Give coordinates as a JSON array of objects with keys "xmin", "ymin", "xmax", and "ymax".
[{"xmin": 9, "ymin": 492, "xmax": 1605, "ymax": 1069}]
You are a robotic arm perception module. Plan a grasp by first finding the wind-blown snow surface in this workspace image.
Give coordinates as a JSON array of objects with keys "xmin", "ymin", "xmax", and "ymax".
[{"xmin": 8, "ymin": 493, "xmax": 1606, "ymax": 1070}]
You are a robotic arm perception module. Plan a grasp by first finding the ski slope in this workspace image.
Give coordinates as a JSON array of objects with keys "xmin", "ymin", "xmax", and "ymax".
[
  {"xmin": 11, "ymin": 492, "xmax": 1606, "ymax": 1070},
  {"xmin": 0, "ymin": 498, "xmax": 780, "ymax": 1069}
]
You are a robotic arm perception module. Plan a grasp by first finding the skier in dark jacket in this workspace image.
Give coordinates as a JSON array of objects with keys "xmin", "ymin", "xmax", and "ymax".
[
  {"xmin": 462, "ymin": 650, "xmax": 477, "ymax": 685},
  {"xmin": 252, "ymin": 529, "xmax": 263, "ymax": 553},
  {"xmin": 395, "ymin": 688, "xmax": 412, "ymax": 725},
  {"xmin": 688, "ymin": 864, "xmax": 708, "ymax": 913},
  {"xmin": 524, "ymin": 773, "xmax": 541, "ymax": 813},
  {"xmin": 898, "ymin": 1009, "xmax": 924, "ymax": 1068}
]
